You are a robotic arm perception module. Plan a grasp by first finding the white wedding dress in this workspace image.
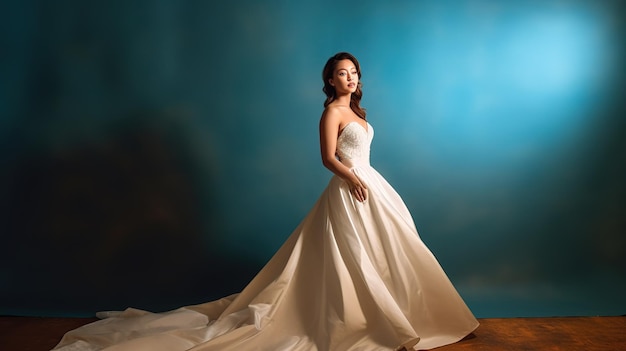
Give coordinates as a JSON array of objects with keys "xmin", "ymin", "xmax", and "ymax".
[{"xmin": 53, "ymin": 121, "xmax": 478, "ymax": 351}]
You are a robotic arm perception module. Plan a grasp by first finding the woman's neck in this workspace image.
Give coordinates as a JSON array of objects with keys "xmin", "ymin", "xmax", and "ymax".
[{"xmin": 333, "ymin": 94, "xmax": 351, "ymax": 107}]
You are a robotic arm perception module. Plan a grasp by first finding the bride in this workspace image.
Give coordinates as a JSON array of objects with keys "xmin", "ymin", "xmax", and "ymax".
[{"xmin": 53, "ymin": 52, "xmax": 479, "ymax": 351}]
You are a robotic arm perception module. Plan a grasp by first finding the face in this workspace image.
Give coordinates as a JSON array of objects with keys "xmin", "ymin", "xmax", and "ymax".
[{"xmin": 329, "ymin": 59, "xmax": 359, "ymax": 95}]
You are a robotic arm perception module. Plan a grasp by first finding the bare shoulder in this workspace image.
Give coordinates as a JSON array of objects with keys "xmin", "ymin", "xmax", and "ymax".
[
  {"xmin": 320, "ymin": 105, "xmax": 344, "ymax": 128},
  {"xmin": 321, "ymin": 104, "xmax": 356, "ymax": 125}
]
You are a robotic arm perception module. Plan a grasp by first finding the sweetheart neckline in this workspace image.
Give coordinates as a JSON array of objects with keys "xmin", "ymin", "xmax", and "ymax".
[{"xmin": 341, "ymin": 121, "xmax": 370, "ymax": 135}]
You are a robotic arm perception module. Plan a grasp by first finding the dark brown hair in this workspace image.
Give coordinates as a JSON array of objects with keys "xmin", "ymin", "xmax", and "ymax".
[{"xmin": 322, "ymin": 52, "xmax": 366, "ymax": 120}]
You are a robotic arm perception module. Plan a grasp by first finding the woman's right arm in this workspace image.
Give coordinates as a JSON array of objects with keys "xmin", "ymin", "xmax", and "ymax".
[{"xmin": 319, "ymin": 108, "xmax": 367, "ymax": 202}]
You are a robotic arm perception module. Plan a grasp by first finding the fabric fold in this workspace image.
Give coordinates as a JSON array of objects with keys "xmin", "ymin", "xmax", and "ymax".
[{"xmin": 53, "ymin": 121, "xmax": 478, "ymax": 351}]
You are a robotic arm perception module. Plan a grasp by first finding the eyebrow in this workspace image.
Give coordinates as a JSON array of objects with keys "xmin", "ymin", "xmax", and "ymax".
[{"xmin": 336, "ymin": 67, "xmax": 357, "ymax": 72}]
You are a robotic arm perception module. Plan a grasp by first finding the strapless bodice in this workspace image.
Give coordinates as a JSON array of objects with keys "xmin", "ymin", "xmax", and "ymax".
[{"xmin": 336, "ymin": 121, "xmax": 373, "ymax": 168}]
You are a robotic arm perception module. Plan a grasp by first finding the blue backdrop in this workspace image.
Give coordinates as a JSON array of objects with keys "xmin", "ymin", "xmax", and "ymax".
[{"xmin": 1, "ymin": 0, "xmax": 624, "ymax": 318}]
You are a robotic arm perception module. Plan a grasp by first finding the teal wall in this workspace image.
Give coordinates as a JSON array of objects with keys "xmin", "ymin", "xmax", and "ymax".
[{"xmin": 1, "ymin": 0, "xmax": 624, "ymax": 318}]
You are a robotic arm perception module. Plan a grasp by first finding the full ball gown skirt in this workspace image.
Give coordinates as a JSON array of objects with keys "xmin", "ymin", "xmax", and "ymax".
[{"xmin": 53, "ymin": 122, "xmax": 479, "ymax": 351}]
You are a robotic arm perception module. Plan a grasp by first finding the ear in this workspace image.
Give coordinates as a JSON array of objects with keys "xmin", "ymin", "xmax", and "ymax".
[{"xmin": 328, "ymin": 78, "xmax": 335, "ymax": 87}]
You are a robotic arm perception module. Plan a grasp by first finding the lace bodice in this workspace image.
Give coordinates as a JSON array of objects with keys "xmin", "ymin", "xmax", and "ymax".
[{"xmin": 336, "ymin": 121, "xmax": 373, "ymax": 168}]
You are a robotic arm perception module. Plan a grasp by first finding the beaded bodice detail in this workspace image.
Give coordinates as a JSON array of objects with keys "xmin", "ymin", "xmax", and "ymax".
[{"xmin": 336, "ymin": 121, "xmax": 373, "ymax": 168}]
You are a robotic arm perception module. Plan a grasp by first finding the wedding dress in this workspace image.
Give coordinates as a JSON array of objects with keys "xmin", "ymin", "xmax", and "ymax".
[{"xmin": 53, "ymin": 121, "xmax": 478, "ymax": 351}]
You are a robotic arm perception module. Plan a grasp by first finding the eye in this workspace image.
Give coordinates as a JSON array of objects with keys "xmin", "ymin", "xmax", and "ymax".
[{"xmin": 338, "ymin": 72, "xmax": 346, "ymax": 76}]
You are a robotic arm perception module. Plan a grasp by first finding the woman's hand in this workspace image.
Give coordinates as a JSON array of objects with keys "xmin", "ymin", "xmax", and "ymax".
[{"xmin": 348, "ymin": 175, "xmax": 368, "ymax": 202}]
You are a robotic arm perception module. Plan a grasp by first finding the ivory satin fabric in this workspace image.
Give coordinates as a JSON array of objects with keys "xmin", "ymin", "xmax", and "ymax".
[{"xmin": 53, "ymin": 121, "xmax": 478, "ymax": 351}]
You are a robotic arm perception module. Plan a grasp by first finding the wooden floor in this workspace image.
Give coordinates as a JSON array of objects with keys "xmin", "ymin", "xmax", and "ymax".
[{"xmin": 1, "ymin": 315, "xmax": 625, "ymax": 350}]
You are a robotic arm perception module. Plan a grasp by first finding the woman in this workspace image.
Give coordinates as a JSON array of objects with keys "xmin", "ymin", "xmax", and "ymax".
[{"xmin": 53, "ymin": 52, "xmax": 478, "ymax": 351}]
